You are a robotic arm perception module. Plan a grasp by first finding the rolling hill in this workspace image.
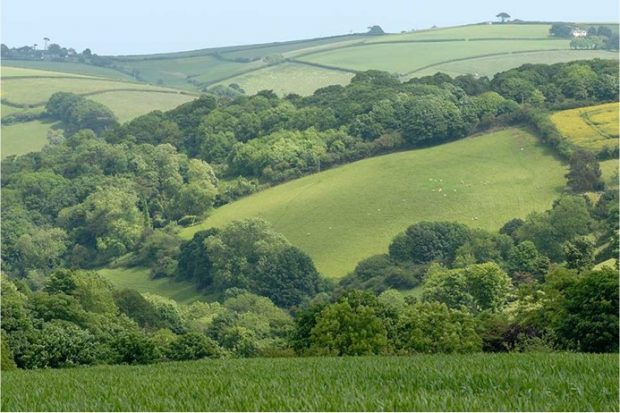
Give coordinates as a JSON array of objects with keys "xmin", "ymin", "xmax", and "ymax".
[
  {"xmin": 5, "ymin": 23, "xmax": 615, "ymax": 98},
  {"xmin": 179, "ymin": 128, "xmax": 566, "ymax": 277}
]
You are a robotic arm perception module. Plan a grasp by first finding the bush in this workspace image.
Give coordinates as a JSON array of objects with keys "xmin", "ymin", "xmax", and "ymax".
[{"xmin": 168, "ymin": 332, "xmax": 221, "ymax": 361}]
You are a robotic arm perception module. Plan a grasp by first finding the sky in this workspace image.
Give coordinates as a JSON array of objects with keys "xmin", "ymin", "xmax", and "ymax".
[{"xmin": 2, "ymin": 0, "xmax": 618, "ymax": 55}]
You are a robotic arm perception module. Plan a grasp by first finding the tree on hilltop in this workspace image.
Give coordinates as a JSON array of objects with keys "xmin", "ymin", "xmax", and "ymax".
[
  {"xmin": 367, "ymin": 25, "xmax": 385, "ymax": 35},
  {"xmin": 496, "ymin": 12, "xmax": 510, "ymax": 23}
]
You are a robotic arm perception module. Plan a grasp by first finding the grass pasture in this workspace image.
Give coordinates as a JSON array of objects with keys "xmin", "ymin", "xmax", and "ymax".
[
  {"xmin": 373, "ymin": 23, "xmax": 555, "ymax": 42},
  {"xmin": 296, "ymin": 39, "xmax": 569, "ymax": 75},
  {"xmin": 551, "ymin": 102, "xmax": 619, "ymax": 153},
  {"xmin": 97, "ymin": 267, "xmax": 205, "ymax": 304},
  {"xmin": 0, "ymin": 76, "xmax": 176, "ymax": 106},
  {"xmin": 600, "ymin": 158, "xmax": 619, "ymax": 186},
  {"xmin": 214, "ymin": 62, "xmax": 354, "ymax": 96},
  {"xmin": 88, "ymin": 91, "xmax": 195, "ymax": 123},
  {"xmin": 2, "ymin": 353, "xmax": 617, "ymax": 411},
  {"xmin": 1, "ymin": 60, "xmax": 134, "ymax": 80},
  {"xmin": 181, "ymin": 128, "xmax": 566, "ymax": 277},
  {"xmin": 408, "ymin": 49, "xmax": 616, "ymax": 78},
  {"xmin": 1, "ymin": 120, "xmax": 56, "ymax": 158}
]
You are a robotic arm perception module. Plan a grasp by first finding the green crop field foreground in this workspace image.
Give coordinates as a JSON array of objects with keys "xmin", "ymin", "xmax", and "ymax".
[
  {"xmin": 181, "ymin": 128, "xmax": 566, "ymax": 277},
  {"xmin": 2, "ymin": 353, "xmax": 617, "ymax": 411}
]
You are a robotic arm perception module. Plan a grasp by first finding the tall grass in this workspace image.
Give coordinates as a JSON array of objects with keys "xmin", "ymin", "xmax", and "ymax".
[{"xmin": 2, "ymin": 353, "xmax": 617, "ymax": 411}]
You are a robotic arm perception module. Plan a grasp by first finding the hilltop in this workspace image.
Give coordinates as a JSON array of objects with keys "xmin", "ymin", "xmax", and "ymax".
[{"xmin": 4, "ymin": 23, "xmax": 617, "ymax": 97}]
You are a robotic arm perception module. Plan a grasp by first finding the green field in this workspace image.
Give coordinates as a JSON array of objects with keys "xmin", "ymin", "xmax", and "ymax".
[
  {"xmin": 551, "ymin": 102, "xmax": 619, "ymax": 153},
  {"xmin": 1, "ymin": 76, "xmax": 176, "ymax": 106},
  {"xmin": 409, "ymin": 49, "xmax": 617, "ymax": 78},
  {"xmin": 1, "ymin": 120, "xmax": 56, "ymax": 158},
  {"xmin": 374, "ymin": 23, "xmax": 555, "ymax": 42},
  {"xmin": 600, "ymin": 158, "xmax": 619, "ymax": 186},
  {"xmin": 2, "ymin": 60, "xmax": 135, "ymax": 80},
  {"xmin": 2, "ymin": 353, "xmax": 617, "ymax": 411},
  {"xmin": 297, "ymin": 39, "xmax": 569, "ymax": 75},
  {"xmin": 97, "ymin": 267, "xmax": 205, "ymax": 304},
  {"xmin": 181, "ymin": 128, "xmax": 566, "ymax": 277},
  {"xmin": 214, "ymin": 62, "xmax": 354, "ymax": 96},
  {"xmin": 88, "ymin": 91, "xmax": 195, "ymax": 123}
]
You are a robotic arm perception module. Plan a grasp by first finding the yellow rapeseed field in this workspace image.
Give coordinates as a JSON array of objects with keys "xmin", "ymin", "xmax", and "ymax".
[{"xmin": 551, "ymin": 102, "xmax": 619, "ymax": 153}]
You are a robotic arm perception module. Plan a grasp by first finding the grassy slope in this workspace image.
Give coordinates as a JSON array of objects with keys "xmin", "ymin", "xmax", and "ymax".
[
  {"xmin": 373, "ymin": 23, "xmax": 554, "ymax": 42},
  {"xmin": 409, "ymin": 49, "xmax": 617, "ymax": 78},
  {"xmin": 600, "ymin": 159, "xmax": 619, "ymax": 186},
  {"xmin": 3, "ymin": 354, "xmax": 617, "ymax": 411},
  {"xmin": 97, "ymin": 267, "xmax": 205, "ymax": 304},
  {"xmin": 551, "ymin": 102, "xmax": 619, "ymax": 152},
  {"xmin": 1, "ymin": 120, "xmax": 56, "ymax": 158},
  {"xmin": 180, "ymin": 128, "xmax": 566, "ymax": 277},
  {"xmin": 1, "ymin": 60, "xmax": 134, "ymax": 80},
  {"xmin": 297, "ymin": 39, "xmax": 569, "ymax": 74},
  {"xmin": 88, "ymin": 91, "xmax": 195, "ymax": 123},
  {"xmin": 0, "ymin": 76, "xmax": 178, "ymax": 106},
  {"xmin": 215, "ymin": 62, "xmax": 354, "ymax": 96}
]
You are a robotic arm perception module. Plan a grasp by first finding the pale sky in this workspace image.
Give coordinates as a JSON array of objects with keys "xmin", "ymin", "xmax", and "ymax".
[{"xmin": 1, "ymin": 0, "xmax": 618, "ymax": 55}]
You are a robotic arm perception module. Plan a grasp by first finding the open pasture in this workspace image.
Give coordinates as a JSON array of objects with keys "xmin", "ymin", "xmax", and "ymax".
[
  {"xmin": 1, "ymin": 120, "xmax": 55, "ymax": 158},
  {"xmin": 181, "ymin": 128, "xmax": 566, "ymax": 277},
  {"xmin": 296, "ymin": 39, "xmax": 569, "ymax": 75}
]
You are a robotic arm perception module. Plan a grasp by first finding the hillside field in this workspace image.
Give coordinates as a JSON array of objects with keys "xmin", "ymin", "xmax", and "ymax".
[
  {"xmin": 551, "ymin": 102, "xmax": 619, "ymax": 153},
  {"xmin": 97, "ymin": 267, "xmax": 205, "ymax": 304},
  {"xmin": 0, "ymin": 66, "xmax": 197, "ymax": 157},
  {"xmin": 181, "ymin": 128, "xmax": 566, "ymax": 277},
  {"xmin": 7, "ymin": 24, "xmax": 611, "ymax": 97},
  {"xmin": 2, "ymin": 353, "xmax": 617, "ymax": 411},
  {"xmin": 1, "ymin": 120, "xmax": 57, "ymax": 159}
]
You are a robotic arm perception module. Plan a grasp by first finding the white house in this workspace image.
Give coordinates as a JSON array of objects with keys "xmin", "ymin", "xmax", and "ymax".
[{"xmin": 571, "ymin": 29, "xmax": 588, "ymax": 37}]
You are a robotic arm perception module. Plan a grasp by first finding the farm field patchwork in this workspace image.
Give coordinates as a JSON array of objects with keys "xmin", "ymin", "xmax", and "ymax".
[
  {"xmin": 2, "ymin": 353, "xmax": 617, "ymax": 411},
  {"xmin": 296, "ymin": 39, "xmax": 569, "ymax": 75},
  {"xmin": 551, "ymin": 102, "xmax": 619, "ymax": 153},
  {"xmin": 181, "ymin": 128, "xmax": 566, "ymax": 277},
  {"xmin": 97, "ymin": 267, "xmax": 205, "ymax": 304},
  {"xmin": 0, "ymin": 76, "xmax": 176, "ymax": 106},
  {"xmin": 215, "ymin": 62, "xmax": 354, "ymax": 96}
]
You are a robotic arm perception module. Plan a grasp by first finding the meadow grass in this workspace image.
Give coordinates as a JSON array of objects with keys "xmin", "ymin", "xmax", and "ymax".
[
  {"xmin": 97, "ymin": 267, "xmax": 205, "ymax": 304},
  {"xmin": 297, "ymin": 39, "xmax": 569, "ymax": 74},
  {"xmin": 1, "ymin": 60, "xmax": 134, "ymax": 80},
  {"xmin": 0, "ymin": 77, "xmax": 176, "ymax": 106},
  {"xmin": 215, "ymin": 62, "xmax": 354, "ymax": 96},
  {"xmin": 180, "ymin": 128, "xmax": 566, "ymax": 277},
  {"xmin": 408, "ymin": 50, "xmax": 616, "ymax": 78},
  {"xmin": 2, "ymin": 353, "xmax": 617, "ymax": 411},
  {"xmin": 551, "ymin": 102, "xmax": 619, "ymax": 153},
  {"xmin": 0, "ymin": 120, "xmax": 55, "ymax": 158},
  {"xmin": 88, "ymin": 91, "xmax": 196, "ymax": 123}
]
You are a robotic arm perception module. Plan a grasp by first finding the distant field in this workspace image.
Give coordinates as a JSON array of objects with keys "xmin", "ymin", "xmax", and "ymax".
[
  {"xmin": 1, "ymin": 60, "xmax": 134, "ymax": 80},
  {"xmin": 373, "ymin": 23, "xmax": 554, "ymax": 42},
  {"xmin": 1, "ymin": 76, "xmax": 175, "ymax": 106},
  {"xmin": 297, "ymin": 39, "xmax": 569, "ymax": 75},
  {"xmin": 2, "ymin": 353, "xmax": 617, "ymax": 411},
  {"xmin": 1, "ymin": 120, "xmax": 55, "ymax": 158},
  {"xmin": 551, "ymin": 102, "xmax": 619, "ymax": 153},
  {"xmin": 215, "ymin": 62, "xmax": 354, "ymax": 96},
  {"xmin": 89, "ymin": 91, "xmax": 195, "ymax": 123},
  {"xmin": 409, "ymin": 50, "xmax": 616, "ymax": 78},
  {"xmin": 181, "ymin": 128, "xmax": 566, "ymax": 277},
  {"xmin": 97, "ymin": 267, "xmax": 205, "ymax": 304}
]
